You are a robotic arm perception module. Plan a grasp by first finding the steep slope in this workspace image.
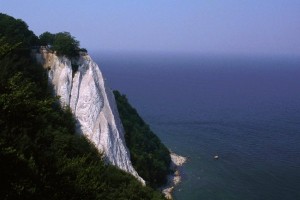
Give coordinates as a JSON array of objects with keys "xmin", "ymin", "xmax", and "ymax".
[
  {"xmin": 114, "ymin": 91, "xmax": 171, "ymax": 188},
  {"xmin": 37, "ymin": 49, "xmax": 144, "ymax": 184}
]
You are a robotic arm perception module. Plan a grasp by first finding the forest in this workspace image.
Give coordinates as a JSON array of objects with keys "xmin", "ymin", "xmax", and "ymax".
[{"xmin": 0, "ymin": 13, "xmax": 168, "ymax": 200}]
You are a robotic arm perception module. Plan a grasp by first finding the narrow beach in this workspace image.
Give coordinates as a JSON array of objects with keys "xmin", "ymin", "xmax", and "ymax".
[{"xmin": 162, "ymin": 152, "xmax": 187, "ymax": 199}]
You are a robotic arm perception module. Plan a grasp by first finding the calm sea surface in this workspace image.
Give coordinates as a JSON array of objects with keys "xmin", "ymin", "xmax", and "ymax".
[{"xmin": 92, "ymin": 52, "xmax": 300, "ymax": 200}]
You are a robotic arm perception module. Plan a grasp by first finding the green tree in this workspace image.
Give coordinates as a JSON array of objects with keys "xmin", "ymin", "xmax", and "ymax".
[
  {"xmin": 0, "ymin": 13, "xmax": 39, "ymax": 47},
  {"xmin": 0, "ymin": 37, "xmax": 21, "ymax": 57},
  {"xmin": 52, "ymin": 32, "xmax": 79, "ymax": 58},
  {"xmin": 39, "ymin": 32, "xmax": 55, "ymax": 46}
]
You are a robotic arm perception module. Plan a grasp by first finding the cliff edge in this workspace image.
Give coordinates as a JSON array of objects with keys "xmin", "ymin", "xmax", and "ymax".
[{"xmin": 36, "ymin": 48, "xmax": 145, "ymax": 184}]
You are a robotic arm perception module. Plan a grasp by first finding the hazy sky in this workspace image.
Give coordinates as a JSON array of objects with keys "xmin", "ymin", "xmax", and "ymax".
[{"xmin": 1, "ymin": 0, "xmax": 300, "ymax": 56}]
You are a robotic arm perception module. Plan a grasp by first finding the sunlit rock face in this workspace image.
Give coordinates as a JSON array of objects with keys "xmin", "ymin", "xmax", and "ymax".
[{"xmin": 38, "ymin": 49, "xmax": 145, "ymax": 184}]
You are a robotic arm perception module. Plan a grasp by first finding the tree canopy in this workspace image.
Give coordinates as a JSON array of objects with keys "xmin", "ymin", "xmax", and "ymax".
[
  {"xmin": 39, "ymin": 31, "xmax": 80, "ymax": 58},
  {"xmin": 52, "ymin": 32, "xmax": 80, "ymax": 58},
  {"xmin": 0, "ymin": 13, "xmax": 39, "ymax": 48},
  {"xmin": 0, "ymin": 13, "xmax": 166, "ymax": 200},
  {"xmin": 39, "ymin": 31, "xmax": 55, "ymax": 46}
]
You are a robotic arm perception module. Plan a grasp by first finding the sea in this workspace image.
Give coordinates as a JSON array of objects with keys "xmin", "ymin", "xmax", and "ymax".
[{"xmin": 92, "ymin": 51, "xmax": 300, "ymax": 200}]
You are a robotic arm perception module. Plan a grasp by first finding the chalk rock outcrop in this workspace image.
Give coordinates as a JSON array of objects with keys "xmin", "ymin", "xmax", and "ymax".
[{"xmin": 37, "ymin": 49, "xmax": 145, "ymax": 184}]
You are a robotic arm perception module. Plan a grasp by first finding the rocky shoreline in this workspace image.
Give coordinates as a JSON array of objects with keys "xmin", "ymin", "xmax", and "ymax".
[{"xmin": 161, "ymin": 152, "xmax": 187, "ymax": 199}]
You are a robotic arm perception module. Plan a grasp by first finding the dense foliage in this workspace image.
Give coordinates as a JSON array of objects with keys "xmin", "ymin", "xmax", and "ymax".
[
  {"xmin": 114, "ymin": 91, "xmax": 171, "ymax": 188},
  {"xmin": 39, "ymin": 31, "xmax": 80, "ymax": 58},
  {"xmin": 0, "ymin": 13, "xmax": 165, "ymax": 200},
  {"xmin": 0, "ymin": 13, "xmax": 39, "ymax": 48},
  {"xmin": 52, "ymin": 32, "xmax": 80, "ymax": 58},
  {"xmin": 39, "ymin": 31, "xmax": 55, "ymax": 46}
]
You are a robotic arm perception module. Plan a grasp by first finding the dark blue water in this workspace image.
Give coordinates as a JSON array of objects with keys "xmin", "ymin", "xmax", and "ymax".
[{"xmin": 92, "ymin": 52, "xmax": 300, "ymax": 200}]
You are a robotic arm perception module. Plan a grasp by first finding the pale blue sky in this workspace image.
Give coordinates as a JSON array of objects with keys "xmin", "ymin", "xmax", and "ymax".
[{"xmin": 1, "ymin": 0, "xmax": 300, "ymax": 56}]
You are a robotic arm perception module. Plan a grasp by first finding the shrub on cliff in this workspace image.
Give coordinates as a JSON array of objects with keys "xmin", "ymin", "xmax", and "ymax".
[
  {"xmin": 39, "ymin": 31, "xmax": 80, "ymax": 58},
  {"xmin": 39, "ymin": 31, "xmax": 55, "ymax": 46},
  {"xmin": 114, "ymin": 91, "xmax": 171, "ymax": 188},
  {"xmin": 52, "ymin": 32, "xmax": 80, "ymax": 58}
]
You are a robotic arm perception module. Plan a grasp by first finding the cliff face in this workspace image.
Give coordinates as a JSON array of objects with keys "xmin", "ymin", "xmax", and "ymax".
[{"xmin": 37, "ymin": 49, "xmax": 145, "ymax": 184}]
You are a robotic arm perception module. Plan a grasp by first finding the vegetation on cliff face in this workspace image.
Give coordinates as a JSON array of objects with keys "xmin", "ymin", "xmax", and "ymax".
[
  {"xmin": 0, "ymin": 13, "xmax": 165, "ymax": 200},
  {"xmin": 114, "ymin": 91, "xmax": 171, "ymax": 188}
]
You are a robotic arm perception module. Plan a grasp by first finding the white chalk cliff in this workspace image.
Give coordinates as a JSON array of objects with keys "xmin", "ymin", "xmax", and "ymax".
[{"xmin": 37, "ymin": 49, "xmax": 145, "ymax": 184}]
